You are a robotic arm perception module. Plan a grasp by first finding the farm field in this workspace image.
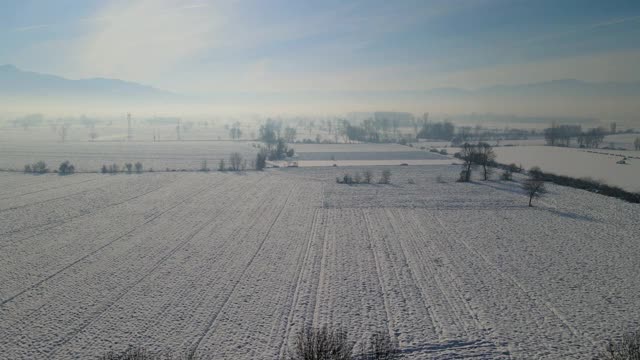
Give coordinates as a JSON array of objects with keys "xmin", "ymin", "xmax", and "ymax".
[
  {"xmin": 1, "ymin": 166, "xmax": 639, "ymax": 359},
  {"xmin": 491, "ymin": 146, "xmax": 640, "ymax": 192},
  {"xmin": 0, "ymin": 139, "xmax": 258, "ymax": 172}
]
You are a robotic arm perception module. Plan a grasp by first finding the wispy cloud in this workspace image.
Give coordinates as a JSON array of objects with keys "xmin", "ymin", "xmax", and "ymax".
[{"xmin": 12, "ymin": 24, "xmax": 52, "ymax": 32}]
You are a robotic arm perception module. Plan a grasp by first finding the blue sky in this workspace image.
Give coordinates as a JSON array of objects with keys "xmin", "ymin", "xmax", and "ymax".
[{"xmin": 1, "ymin": 0, "xmax": 640, "ymax": 96}]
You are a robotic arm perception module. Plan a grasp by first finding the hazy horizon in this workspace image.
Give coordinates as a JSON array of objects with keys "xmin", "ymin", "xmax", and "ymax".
[{"xmin": 2, "ymin": 0, "xmax": 640, "ymax": 119}]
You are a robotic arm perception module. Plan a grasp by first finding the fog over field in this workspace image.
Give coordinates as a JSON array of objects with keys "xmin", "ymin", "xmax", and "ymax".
[{"xmin": 2, "ymin": 1, "xmax": 640, "ymax": 360}]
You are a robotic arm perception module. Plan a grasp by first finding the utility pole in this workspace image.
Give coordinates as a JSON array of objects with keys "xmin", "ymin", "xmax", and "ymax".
[{"xmin": 127, "ymin": 113, "xmax": 132, "ymax": 141}]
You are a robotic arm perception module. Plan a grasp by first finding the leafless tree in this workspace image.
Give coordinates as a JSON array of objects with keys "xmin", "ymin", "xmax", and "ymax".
[
  {"xmin": 458, "ymin": 143, "xmax": 477, "ymax": 182},
  {"xmin": 379, "ymin": 169, "xmax": 391, "ymax": 184},
  {"xmin": 476, "ymin": 142, "xmax": 496, "ymax": 180},
  {"xmin": 229, "ymin": 152, "xmax": 243, "ymax": 171},
  {"xmin": 363, "ymin": 170, "xmax": 373, "ymax": 184},
  {"xmin": 522, "ymin": 179, "xmax": 546, "ymax": 207}
]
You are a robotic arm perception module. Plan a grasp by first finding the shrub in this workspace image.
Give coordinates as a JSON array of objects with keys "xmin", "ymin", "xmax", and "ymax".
[
  {"xmin": 229, "ymin": 152, "xmax": 243, "ymax": 171},
  {"xmin": 31, "ymin": 161, "xmax": 48, "ymax": 174},
  {"xmin": 124, "ymin": 163, "xmax": 133, "ymax": 174},
  {"xmin": 288, "ymin": 326, "xmax": 354, "ymax": 360},
  {"xmin": 360, "ymin": 331, "xmax": 400, "ymax": 360},
  {"xmin": 363, "ymin": 170, "xmax": 373, "ymax": 184},
  {"xmin": 407, "ymin": 178, "xmax": 415, "ymax": 184},
  {"xmin": 218, "ymin": 159, "xmax": 226, "ymax": 171},
  {"xmin": 529, "ymin": 166, "xmax": 543, "ymax": 179},
  {"xmin": 600, "ymin": 330, "xmax": 640, "ymax": 360},
  {"xmin": 500, "ymin": 169, "xmax": 513, "ymax": 181},
  {"xmin": 256, "ymin": 151, "xmax": 267, "ymax": 170},
  {"xmin": 99, "ymin": 346, "xmax": 199, "ymax": 360},
  {"xmin": 134, "ymin": 162, "xmax": 143, "ymax": 174},
  {"xmin": 343, "ymin": 173, "xmax": 353, "ymax": 184},
  {"xmin": 436, "ymin": 175, "xmax": 445, "ymax": 183},
  {"xmin": 354, "ymin": 172, "xmax": 362, "ymax": 184},
  {"xmin": 24, "ymin": 164, "xmax": 32, "ymax": 173},
  {"xmin": 58, "ymin": 161, "xmax": 75, "ymax": 175},
  {"xmin": 439, "ymin": 149, "xmax": 448, "ymax": 155},
  {"xmin": 101, "ymin": 165, "xmax": 108, "ymax": 174},
  {"xmin": 379, "ymin": 170, "xmax": 391, "ymax": 184},
  {"xmin": 457, "ymin": 170, "xmax": 470, "ymax": 182},
  {"xmin": 99, "ymin": 346, "xmax": 153, "ymax": 360},
  {"xmin": 200, "ymin": 160, "xmax": 209, "ymax": 172}
]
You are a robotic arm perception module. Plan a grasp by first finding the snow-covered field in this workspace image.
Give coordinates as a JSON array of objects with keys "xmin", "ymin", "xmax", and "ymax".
[
  {"xmin": 491, "ymin": 146, "xmax": 640, "ymax": 192},
  {"xmin": 0, "ymin": 140, "xmax": 258, "ymax": 172},
  {"xmin": 1, "ymin": 167, "xmax": 639, "ymax": 359}
]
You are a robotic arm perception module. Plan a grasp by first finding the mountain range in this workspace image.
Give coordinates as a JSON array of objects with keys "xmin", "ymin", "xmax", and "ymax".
[
  {"xmin": 1, "ymin": 64, "xmax": 639, "ymax": 101},
  {"xmin": 0, "ymin": 64, "xmax": 175, "ymax": 100}
]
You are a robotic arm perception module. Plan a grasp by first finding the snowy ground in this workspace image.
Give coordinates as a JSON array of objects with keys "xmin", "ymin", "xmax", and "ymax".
[
  {"xmin": 1, "ymin": 166, "xmax": 639, "ymax": 359},
  {"xmin": 491, "ymin": 146, "xmax": 640, "ymax": 192},
  {"xmin": 0, "ymin": 140, "xmax": 258, "ymax": 172}
]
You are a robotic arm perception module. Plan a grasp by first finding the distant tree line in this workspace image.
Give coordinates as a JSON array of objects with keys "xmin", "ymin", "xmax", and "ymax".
[
  {"xmin": 101, "ymin": 162, "xmax": 143, "ymax": 174},
  {"xmin": 258, "ymin": 119, "xmax": 296, "ymax": 161},
  {"xmin": 544, "ymin": 123, "xmax": 607, "ymax": 148}
]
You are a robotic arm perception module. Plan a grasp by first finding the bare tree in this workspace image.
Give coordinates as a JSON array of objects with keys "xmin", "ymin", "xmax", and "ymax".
[
  {"xmin": 284, "ymin": 127, "xmax": 297, "ymax": 143},
  {"xmin": 457, "ymin": 143, "xmax": 477, "ymax": 182},
  {"xmin": 379, "ymin": 169, "xmax": 391, "ymax": 184},
  {"xmin": 229, "ymin": 122, "xmax": 242, "ymax": 140},
  {"xmin": 200, "ymin": 160, "xmax": 209, "ymax": 172},
  {"xmin": 476, "ymin": 142, "xmax": 496, "ymax": 180},
  {"xmin": 58, "ymin": 161, "xmax": 75, "ymax": 175},
  {"xmin": 229, "ymin": 152, "xmax": 243, "ymax": 171},
  {"xmin": 363, "ymin": 170, "xmax": 373, "ymax": 184},
  {"xmin": 522, "ymin": 179, "xmax": 546, "ymax": 207}
]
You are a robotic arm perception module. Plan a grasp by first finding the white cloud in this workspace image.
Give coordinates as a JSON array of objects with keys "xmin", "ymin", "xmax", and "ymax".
[{"xmin": 72, "ymin": 0, "xmax": 218, "ymax": 82}]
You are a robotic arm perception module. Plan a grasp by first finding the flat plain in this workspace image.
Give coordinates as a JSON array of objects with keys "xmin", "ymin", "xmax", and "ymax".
[{"xmin": 1, "ymin": 165, "xmax": 639, "ymax": 359}]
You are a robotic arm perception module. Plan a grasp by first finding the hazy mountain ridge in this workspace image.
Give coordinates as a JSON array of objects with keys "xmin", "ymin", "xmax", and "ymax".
[{"xmin": 0, "ymin": 64, "xmax": 176, "ymax": 99}]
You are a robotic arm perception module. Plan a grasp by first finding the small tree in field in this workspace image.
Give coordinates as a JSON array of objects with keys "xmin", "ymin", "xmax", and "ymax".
[
  {"xmin": 200, "ymin": 160, "xmax": 209, "ymax": 172},
  {"xmin": 124, "ymin": 163, "xmax": 133, "ymax": 174},
  {"xmin": 32, "ymin": 161, "xmax": 48, "ymax": 174},
  {"xmin": 363, "ymin": 170, "xmax": 373, "ymax": 184},
  {"xmin": 476, "ymin": 142, "xmax": 495, "ymax": 180},
  {"xmin": 218, "ymin": 159, "xmax": 226, "ymax": 171},
  {"xmin": 379, "ymin": 169, "xmax": 391, "ymax": 184},
  {"xmin": 256, "ymin": 151, "xmax": 267, "ymax": 170},
  {"xmin": 457, "ymin": 143, "xmax": 477, "ymax": 182},
  {"xmin": 58, "ymin": 161, "xmax": 75, "ymax": 175},
  {"xmin": 522, "ymin": 179, "xmax": 546, "ymax": 207},
  {"xmin": 134, "ymin": 162, "xmax": 143, "ymax": 173},
  {"xmin": 229, "ymin": 152, "xmax": 243, "ymax": 171}
]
